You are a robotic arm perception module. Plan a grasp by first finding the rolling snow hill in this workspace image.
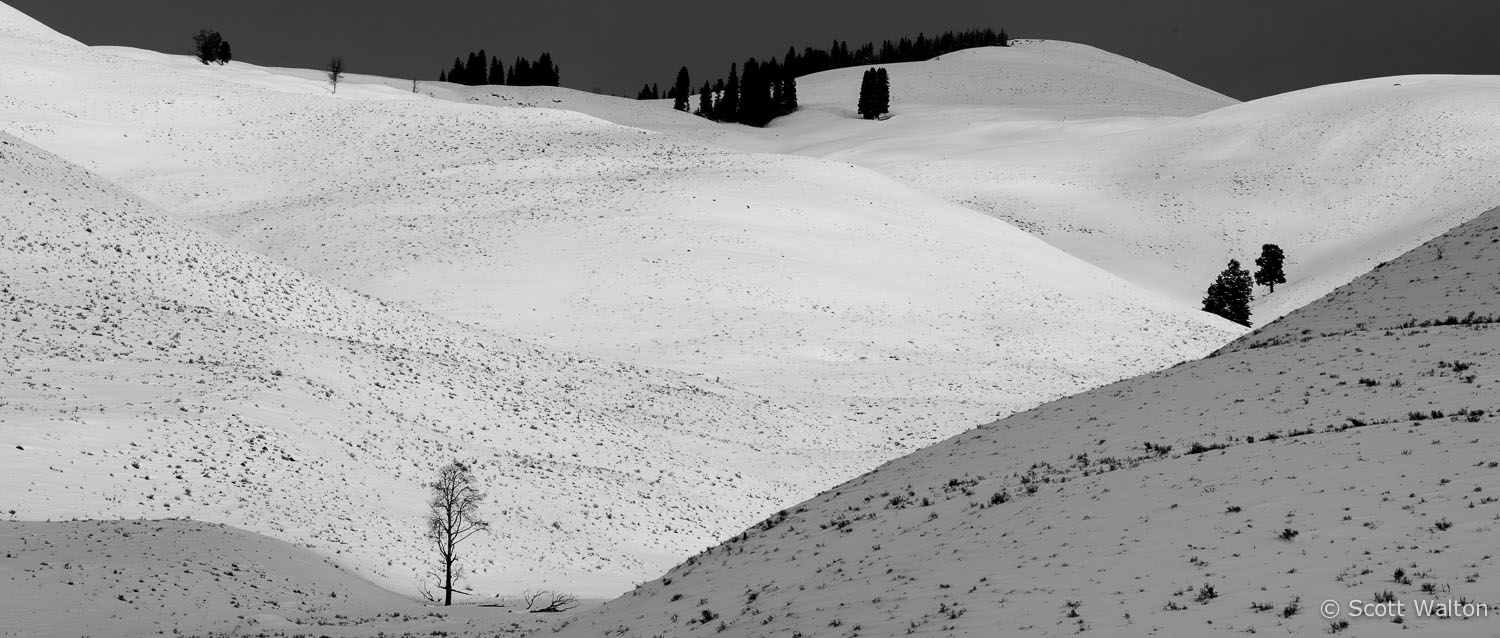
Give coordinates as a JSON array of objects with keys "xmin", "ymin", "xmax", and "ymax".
[
  {"xmin": 553, "ymin": 207, "xmax": 1500, "ymax": 637},
  {"xmin": 767, "ymin": 42, "xmax": 1500, "ymax": 327},
  {"xmin": 0, "ymin": 6, "xmax": 1235, "ymax": 605},
  {"xmin": 0, "ymin": 131, "xmax": 872, "ymax": 598},
  {"xmin": 0, "ymin": 9, "xmax": 1233, "ymax": 446}
]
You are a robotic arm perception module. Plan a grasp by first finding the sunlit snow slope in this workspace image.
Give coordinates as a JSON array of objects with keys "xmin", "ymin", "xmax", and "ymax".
[
  {"xmin": 768, "ymin": 41, "xmax": 1500, "ymax": 326},
  {"xmin": 0, "ymin": 12, "xmax": 1232, "ymax": 445},
  {"xmin": 0, "ymin": 4, "xmax": 1235, "ymax": 600},
  {"xmin": 555, "ymin": 208, "xmax": 1500, "ymax": 637},
  {"xmin": 0, "ymin": 132, "xmax": 872, "ymax": 597}
]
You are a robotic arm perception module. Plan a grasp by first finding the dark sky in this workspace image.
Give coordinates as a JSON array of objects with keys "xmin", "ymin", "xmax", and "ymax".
[{"xmin": 10, "ymin": 1, "xmax": 1499, "ymax": 100}]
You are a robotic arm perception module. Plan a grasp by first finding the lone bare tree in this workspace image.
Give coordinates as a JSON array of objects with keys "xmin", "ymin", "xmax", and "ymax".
[
  {"xmin": 424, "ymin": 460, "xmax": 488, "ymax": 606},
  {"xmin": 327, "ymin": 57, "xmax": 345, "ymax": 93}
]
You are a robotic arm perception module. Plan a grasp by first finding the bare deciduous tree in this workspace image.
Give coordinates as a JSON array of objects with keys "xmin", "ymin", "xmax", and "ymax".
[
  {"xmin": 425, "ymin": 460, "xmax": 488, "ymax": 606},
  {"xmin": 327, "ymin": 57, "xmax": 345, "ymax": 93},
  {"xmin": 523, "ymin": 589, "xmax": 580, "ymax": 613}
]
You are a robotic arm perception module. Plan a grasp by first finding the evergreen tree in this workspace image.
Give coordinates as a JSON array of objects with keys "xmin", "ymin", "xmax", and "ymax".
[
  {"xmin": 1202, "ymin": 259, "xmax": 1254, "ymax": 327},
  {"xmin": 779, "ymin": 74, "xmax": 798, "ymax": 115},
  {"xmin": 721, "ymin": 63, "xmax": 740, "ymax": 123},
  {"xmin": 697, "ymin": 81, "xmax": 714, "ymax": 117},
  {"xmin": 740, "ymin": 58, "xmax": 765, "ymax": 125},
  {"xmin": 439, "ymin": 70, "xmax": 447, "ymax": 83},
  {"xmin": 465, "ymin": 51, "xmax": 485, "ymax": 85},
  {"xmin": 651, "ymin": 83, "xmax": 660, "ymax": 99},
  {"xmin": 858, "ymin": 68, "xmax": 890, "ymax": 119},
  {"xmin": 672, "ymin": 67, "xmax": 691, "ymax": 111},
  {"xmin": 642, "ymin": 27, "xmax": 1004, "ymax": 127},
  {"xmin": 449, "ymin": 57, "xmax": 466, "ymax": 84},
  {"xmin": 637, "ymin": 83, "xmax": 655, "ymax": 100},
  {"xmin": 857, "ymin": 68, "xmax": 875, "ymax": 119},
  {"xmin": 193, "ymin": 30, "xmax": 232, "ymax": 65},
  {"xmin": 535, "ymin": 52, "xmax": 560, "ymax": 86},
  {"xmin": 1253, "ymin": 244, "xmax": 1287, "ymax": 294},
  {"xmin": 488, "ymin": 56, "xmax": 505, "ymax": 85},
  {"xmin": 510, "ymin": 57, "xmax": 531, "ymax": 85}
]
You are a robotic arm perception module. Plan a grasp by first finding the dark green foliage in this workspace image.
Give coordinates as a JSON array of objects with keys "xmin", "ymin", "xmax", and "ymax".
[
  {"xmin": 672, "ymin": 67, "xmax": 691, "ymax": 111},
  {"xmin": 326, "ymin": 57, "xmax": 344, "ymax": 94},
  {"xmin": 1254, "ymin": 244, "xmax": 1286, "ymax": 293},
  {"xmin": 193, "ymin": 30, "xmax": 232, "ymax": 65},
  {"xmin": 720, "ymin": 63, "xmax": 740, "ymax": 122},
  {"xmin": 697, "ymin": 81, "xmax": 713, "ymax": 117},
  {"xmin": 488, "ymin": 56, "xmax": 505, "ymax": 85},
  {"xmin": 466, "ymin": 50, "xmax": 487, "ymax": 85},
  {"xmin": 665, "ymin": 27, "xmax": 1002, "ymax": 128},
  {"xmin": 1202, "ymin": 259, "xmax": 1254, "ymax": 326},
  {"xmin": 439, "ymin": 50, "xmax": 558, "ymax": 86},
  {"xmin": 857, "ymin": 67, "xmax": 890, "ymax": 119}
]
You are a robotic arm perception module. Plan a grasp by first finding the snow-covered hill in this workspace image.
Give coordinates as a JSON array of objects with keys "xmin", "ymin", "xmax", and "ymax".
[
  {"xmin": 0, "ymin": 12, "xmax": 1232, "ymax": 444},
  {"xmin": 0, "ymin": 3, "xmax": 1234, "ymax": 604},
  {"xmin": 0, "ymin": 131, "xmax": 872, "ymax": 598},
  {"xmin": 765, "ymin": 42, "xmax": 1500, "ymax": 327},
  {"xmin": 553, "ymin": 207, "xmax": 1500, "ymax": 637}
]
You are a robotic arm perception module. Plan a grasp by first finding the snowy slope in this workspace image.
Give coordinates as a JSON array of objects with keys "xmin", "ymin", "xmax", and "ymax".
[
  {"xmin": 0, "ymin": 519, "xmax": 590, "ymax": 638},
  {"xmin": 0, "ymin": 132, "xmax": 872, "ymax": 599},
  {"xmin": 767, "ymin": 42, "xmax": 1500, "ymax": 326},
  {"xmin": 0, "ymin": 11, "xmax": 1233, "ymax": 446},
  {"xmin": 554, "ymin": 208, "xmax": 1500, "ymax": 637}
]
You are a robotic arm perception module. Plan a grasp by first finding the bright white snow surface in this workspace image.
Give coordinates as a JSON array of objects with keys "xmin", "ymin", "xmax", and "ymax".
[
  {"xmin": 556, "ymin": 208, "xmax": 1500, "ymax": 637},
  {"xmin": 0, "ymin": 3, "xmax": 1238, "ymax": 600},
  {"xmin": 3, "ymin": 0, "xmax": 1498, "ymax": 616}
]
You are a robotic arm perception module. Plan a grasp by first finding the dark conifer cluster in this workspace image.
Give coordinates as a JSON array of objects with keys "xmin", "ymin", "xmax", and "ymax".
[
  {"xmin": 438, "ymin": 50, "xmax": 560, "ymax": 86},
  {"xmin": 856, "ymin": 68, "xmax": 891, "ymax": 119},
  {"xmin": 640, "ymin": 28, "xmax": 1007, "ymax": 127},
  {"xmin": 193, "ymin": 30, "xmax": 232, "ymax": 66},
  {"xmin": 692, "ymin": 59, "xmax": 800, "ymax": 126},
  {"xmin": 1201, "ymin": 244, "xmax": 1288, "ymax": 327}
]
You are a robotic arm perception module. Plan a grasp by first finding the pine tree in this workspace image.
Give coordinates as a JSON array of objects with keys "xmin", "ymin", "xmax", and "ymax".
[
  {"xmin": 465, "ymin": 51, "xmax": 485, "ymax": 86},
  {"xmin": 439, "ymin": 70, "xmax": 447, "ymax": 83},
  {"xmin": 857, "ymin": 68, "xmax": 876, "ymax": 119},
  {"xmin": 535, "ymin": 52, "xmax": 560, "ymax": 86},
  {"xmin": 740, "ymin": 58, "xmax": 764, "ymax": 125},
  {"xmin": 672, "ymin": 67, "xmax": 691, "ymax": 111},
  {"xmin": 721, "ymin": 63, "xmax": 740, "ymax": 123},
  {"xmin": 1254, "ymin": 244, "xmax": 1287, "ymax": 294},
  {"xmin": 1202, "ymin": 259, "xmax": 1254, "ymax": 327},
  {"xmin": 449, "ymin": 58, "xmax": 466, "ymax": 85},
  {"xmin": 858, "ymin": 68, "xmax": 890, "ymax": 119},
  {"xmin": 488, "ymin": 56, "xmax": 505, "ymax": 85},
  {"xmin": 193, "ymin": 30, "xmax": 231, "ymax": 65},
  {"xmin": 697, "ymin": 81, "xmax": 714, "ymax": 117},
  {"xmin": 637, "ymin": 83, "xmax": 655, "ymax": 100},
  {"xmin": 510, "ymin": 57, "xmax": 531, "ymax": 85}
]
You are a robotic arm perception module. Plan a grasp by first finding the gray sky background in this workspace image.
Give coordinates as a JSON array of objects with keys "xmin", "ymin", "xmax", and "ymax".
[{"xmin": 9, "ymin": 1, "xmax": 1498, "ymax": 99}]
